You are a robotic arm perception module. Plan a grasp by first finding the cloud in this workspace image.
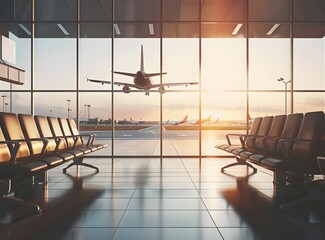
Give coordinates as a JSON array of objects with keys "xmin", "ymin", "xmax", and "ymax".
[
  {"xmin": 164, "ymin": 103, "xmax": 198, "ymax": 110},
  {"xmin": 299, "ymin": 96, "xmax": 324, "ymax": 107},
  {"xmin": 203, "ymin": 103, "xmax": 244, "ymax": 111}
]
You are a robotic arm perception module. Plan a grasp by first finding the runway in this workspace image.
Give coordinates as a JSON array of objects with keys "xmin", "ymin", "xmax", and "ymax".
[{"xmin": 81, "ymin": 125, "xmax": 242, "ymax": 140}]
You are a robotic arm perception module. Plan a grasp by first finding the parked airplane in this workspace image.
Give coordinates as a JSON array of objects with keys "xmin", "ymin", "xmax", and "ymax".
[
  {"xmin": 117, "ymin": 118, "xmax": 145, "ymax": 125},
  {"xmin": 206, "ymin": 118, "xmax": 220, "ymax": 125},
  {"xmin": 164, "ymin": 115, "xmax": 188, "ymax": 125},
  {"xmin": 192, "ymin": 115, "xmax": 212, "ymax": 125},
  {"xmin": 237, "ymin": 113, "xmax": 254, "ymax": 125},
  {"xmin": 87, "ymin": 45, "xmax": 198, "ymax": 96}
]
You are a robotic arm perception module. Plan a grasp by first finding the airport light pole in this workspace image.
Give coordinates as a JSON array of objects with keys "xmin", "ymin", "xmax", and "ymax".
[
  {"xmin": 277, "ymin": 77, "xmax": 291, "ymax": 115},
  {"xmin": 67, "ymin": 99, "xmax": 72, "ymax": 118},
  {"xmin": 84, "ymin": 104, "xmax": 88, "ymax": 119},
  {"xmin": 1, "ymin": 95, "xmax": 6, "ymax": 112},
  {"xmin": 87, "ymin": 104, "xmax": 91, "ymax": 121},
  {"xmin": 4, "ymin": 103, "xmax": 8, "ymax": 112}
]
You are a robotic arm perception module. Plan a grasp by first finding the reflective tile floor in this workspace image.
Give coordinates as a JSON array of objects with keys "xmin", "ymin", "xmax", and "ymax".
[{"xmin": 1, "ymin": 158, "xmax": 325, "ymax": 240}]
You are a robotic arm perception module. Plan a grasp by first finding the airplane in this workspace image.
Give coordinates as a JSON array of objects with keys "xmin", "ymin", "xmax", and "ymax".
[
  {"xmin": 164, "ymin": 115, "xmax": 188, "ymax": 125},
  {"xmin": 117, "ymin": 117, "xmax": 145, "ymax": 125},
  {"xmin": 206, "ymin": 118, "xmax": 220, "ymax": 125},
  {"xmin": 192, "ymin": 115, "xmax": 212, "ymax": 125},
  {"xmin": 87, "ymin": 45, "xmax": 199, "ymax": 96},
  {"xmin": 237, "ymin": 113, "xmax": 254, "ymax": 125}
]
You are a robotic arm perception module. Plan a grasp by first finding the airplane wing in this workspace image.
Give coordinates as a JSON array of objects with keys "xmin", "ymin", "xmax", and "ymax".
[
  {"xmin": 87, "ymin": 78, "xmax": 112, "ymax": 85},
  {"xmin": 87, "ymin": 77, "xmax": 137, "ymax": 88},
  {"xmin": 151, "ymin": 82, "xmax": 199, "ymax": 88}
]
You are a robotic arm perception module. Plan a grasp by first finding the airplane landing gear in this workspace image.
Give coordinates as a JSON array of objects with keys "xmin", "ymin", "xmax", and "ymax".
[{"xmin": 145, "ymin": 91, "xmax": 150, "ymax": 96}]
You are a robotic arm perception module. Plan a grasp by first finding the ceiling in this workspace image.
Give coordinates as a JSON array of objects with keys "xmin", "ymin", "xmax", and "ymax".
[{"xmin": 0, "ymin": 0, "xmax": 324, "ymax": 38}]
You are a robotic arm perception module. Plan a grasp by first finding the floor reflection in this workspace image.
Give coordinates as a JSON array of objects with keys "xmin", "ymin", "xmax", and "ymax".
[
  {"xmin": 0, "ymin": 171, "xmax": 104, "ymax": 239},
  {"xmin": 221, "ymin": 174, "xmax": 325, "ymax": 239},
  {"xmin": 0, "ymin": 158, "xmax": 324, "ymax": 240}
]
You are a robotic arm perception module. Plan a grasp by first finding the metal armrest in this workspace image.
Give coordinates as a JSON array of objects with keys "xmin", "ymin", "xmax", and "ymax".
[
  {"xmin": 83, "ymin": 134, "xmax": 95, "ymax": 146},
  {"xmin": 74, "ymin": 134, "xmax": 97, "ymax": 146},
  {"xmin": 25, "ymin": 137, "xmax": 49, "ymax": 155},
  {"xmin": 317, "ymin": 156, "xmax": 325, "ymax": 161},
  {"xmin": 0, "ymin": 140, "xmax": 21, "ymax": 164},
  {"xmin": 72, "ymin": 136, "xmax": 78, "ymax": 148},
  {"xmin": 90, "ymin": 134, "xmax": 96, "ymax": 145},
  {"xmin": 54, "ymin": 137, "xmax": 63, "ymax": 153},
  {"xmin": 239, "ymin": 134, "xmax": 258, "ymax": 148},
  {"xmin": 226, "ymin": 133, "xmax": 249, "ymax": 146}
]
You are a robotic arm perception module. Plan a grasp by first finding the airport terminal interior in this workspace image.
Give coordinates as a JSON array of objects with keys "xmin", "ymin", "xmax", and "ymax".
[{"xmin": 0, "ymin": 0, "xmax": 325, "ymax": 239}]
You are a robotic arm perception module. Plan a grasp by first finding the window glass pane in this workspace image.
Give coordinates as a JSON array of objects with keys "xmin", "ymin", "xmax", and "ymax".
[
  {"xmin": 114, "ymin": 38, "xmax": 160, "ymax": 93},
  {"xmin": 113, "ymin": 37, "xmax": 160, "ymax": 156},
  {"xmin": 0, "ymin": 23, "xmax": 31, "ymax": 90},
  {"xmin": 202, "ymin": 92, "xmax": 246, "ymax": 156},
  {"xmin": 201, "ymin": 27, "xmax": 246, "ymax": 156},
  {"xmin": 80, "ymin": 92, "xmax": 112, "ymax": 156},
  {"xmin": 201, "ymin": 0, "xmax": 247, "ymax": 22},
  {"xmin": 35, "ymin": 23, "xmax": 76, "ymax": 90},
  {"xmin": 293, "ymin": 0, "xmax": 325, "ymax": 21},
  {"xmin": 294, "ymin": 93, "xmax": 325, "ymax": 113},
  {"xmin": 80, "ymin": 23, "xmax": 112, "ymax": 90},
  {"xmin": 162, "ymin": 37, "xmax": 199, "ymax": 90},
  {"xmin": 12, "ymin": 92, "xmax": 31, "ymax": 114},
  {"xmin": 0, "ymin": 93, "xmax": 10, "ymax": 112},
  {"xmin": 249, "ymin": 92, "xmax": 287, "ymax": 117},
  {"xmin": 163, "ymin": 0, "xmax": 199, "ymax": 21},
  {"xmin": 10, "ymin": 30, "xmax": 31, "ymax": 90},
  {"xmin": 114, "ymin": 93, "xmax": 160, "ymax": 156},
  {"xmin": 11, "ymin": 92, "xmax": 31, "ymax": 114},
  {"xmin": 249, "ymin": 23, "xmax": 290, "ymax": 90},
  {"xmin": 80, "ymin": 0, "xmax": 112, "ymax": 21},
  {"xmin": 35, "ymin": 0, "xmax": 77, "ymax": 21},
  {"xmin": 163, "ymin": 92, "xmax": 199, "ymax": 156},
  {"xmin": 249, "ymin": 0, "xmax": 290, "ymax": 21},
  {"xmin": 0, "ymin": 92, "xmax": 30, "ymax": 114},
  {"xmin": 0, "ymin": 0, "xmax": 31, "ymax": 21},
  {"xmin": 115, "ymin": 0, "xmax": 160, "ymax": 21},
  {"xmin": 202, "ymin": 37, "xmax": 246, "ymax": 91},
  {"xmin": 34, "ymin": 93, "xmax": 76, "ymax": 119},
  {"xmin": 293, "ymin": 24, "xmax": 325, "ymax": 90}
]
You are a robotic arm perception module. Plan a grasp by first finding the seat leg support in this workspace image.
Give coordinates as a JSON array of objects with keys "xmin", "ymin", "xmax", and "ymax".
[
  {"xmin": 221, "ymin": 157, "xmax": 257, "ymax": 173},
  {"xmin": 2, "ymin": 196, "xmax": 42, "ymax": 214},
  {"xmin": 63, "ymin": 158, "xmax": 99, "ymax": 173}
]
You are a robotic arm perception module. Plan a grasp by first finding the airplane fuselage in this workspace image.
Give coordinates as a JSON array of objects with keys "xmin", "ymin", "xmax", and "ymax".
[{"xmin": 134, "ymin": 71, "xmax": 154, "ymax": 89}]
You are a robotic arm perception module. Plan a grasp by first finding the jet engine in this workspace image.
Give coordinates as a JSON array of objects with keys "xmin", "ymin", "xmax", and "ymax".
[
  {"xmin": 123, "ymin": 85, "xmax": 130, "ymax": 93},
  {"xmin": 159, "ymin": 86, "xmax": 165, "ymax": 94}
]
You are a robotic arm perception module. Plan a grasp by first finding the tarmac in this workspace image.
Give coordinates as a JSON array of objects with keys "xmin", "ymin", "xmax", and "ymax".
[{"xmin": 81, "ymin": 125, "xmax": 243, "ymax": 140}]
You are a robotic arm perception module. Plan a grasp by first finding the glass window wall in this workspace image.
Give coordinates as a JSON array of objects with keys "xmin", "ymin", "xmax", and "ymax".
[{"xmin": 0, "ymin": 0, "xmax": 324, "ymax": 158}]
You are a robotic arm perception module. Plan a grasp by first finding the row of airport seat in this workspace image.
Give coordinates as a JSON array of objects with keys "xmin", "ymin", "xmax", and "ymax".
[
  {"xmin": 216, "ymin": 111, "xmax": 325, "ymax": 183},
  {"xmin": 0, "ymin": 112, "xmax": 106, "ymax": 213}
]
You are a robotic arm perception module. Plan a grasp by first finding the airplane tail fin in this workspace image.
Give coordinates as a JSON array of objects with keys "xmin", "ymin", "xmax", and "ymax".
[
  {"xmin": 180, "ymin": 115, "xmax": 188, "ymax": 123},
  {"xmin": 141, "ymin": 44, "xmax": 144, "ymax": 72}
]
